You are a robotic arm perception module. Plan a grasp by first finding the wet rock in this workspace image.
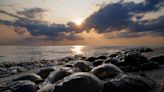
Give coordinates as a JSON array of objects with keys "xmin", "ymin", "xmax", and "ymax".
[
  {"xmin": 104, "ymin": 58, "xmax": 119, "ymax": 65},
  {"xmin": 122, "ymin": 53, "xmax": 148, "ymax": 66},
  {"xmin": 116, "ymin": 54, "xmax": 126, "ymax": 63},
  {"xmin": 103, "ymin": 74, "xmax": 155, "ymax": 92},
  {"xmin": 93, "ymin": 59, "xmax": 104, "ymax": 67},
  {"xmin": 38, "ymin": 84, "xmax": 55, "ymax": 92},
  {"xmin": 37, "ymin": 67, "xmax": 55, "ymax": 79},
  {"xmin": 96, "ymin": 55, "xmax": 107, "ymax": 60},
  {"xmin": 138, "ymin": 47, "xmax": 153, "ymax": 52},
  {"xmin": 119, "ymin": 65, "xmax": 133, "ymax": 72},
  {"xmin": 13, "ymin": 73, "xmax": 43, "ymax": 83},
  {"xmin": 91, "ymin": 64, "xmax": 123, "ymax": 80},
  {"xmin": 108, "ymin": 53, "xmax": 120, "ymax": 58},
  {"xmin": 7, "ymin": 80, "xmax": 37, "ymax": 92},
  {"xmin": 44, "ymin": 68, "xmax": 73, "ymax": 84},
  {"xmin": 139, "ymin": 62, "xmax": 158, "ymax": 71},
  {"xmin": 53, "ymin": 72, "xmax": 103, "ymax": 92},
  {"xmin": 9, "ymin": 66, "xmax": 26, "ymax": 74},
  {"xmin": 86, "ymin": 56, "xmax": 97, "ymax": 62},
  {"xmin": 150, "ymin": 55, "xmax": 164, "ymax": 64},
  {"xmin": 1, "ymin": 90, "xmax": 11, "ymax": 92},
  {"xmin": 73, "ymin": 60, "xmax": 92, "ymax": 72}
]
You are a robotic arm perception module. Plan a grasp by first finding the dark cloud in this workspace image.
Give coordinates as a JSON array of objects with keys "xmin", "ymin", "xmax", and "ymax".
[
  {"xmin": 17, "ymin": 7, "xmax": 47, "ymax": 19},
  {"xmin": 0, "ymin": 9, "xmax": 81, "ymax": 41},
  {"xmin": 0, "ymin": 10, "xmax": 25, "ymax": 20},
  {"xmin": 84, "ymin": 0, "xmax": 164, "ymax": 37},
  {"xmin": 84, "ymin": 2, "xmax": 131, "ymax": 32},
  {"xmin": 127, "ymin": 0, "xmax": 163, "ymax": 13}
]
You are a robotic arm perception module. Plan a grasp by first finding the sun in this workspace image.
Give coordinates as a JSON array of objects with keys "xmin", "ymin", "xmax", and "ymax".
[{"xmin": 73, "ymin": 18, "xmax": 84, "ymax": 26}]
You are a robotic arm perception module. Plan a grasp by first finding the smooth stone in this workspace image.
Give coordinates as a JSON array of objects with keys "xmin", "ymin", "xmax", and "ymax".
[
  {"xmin": 45, "ymin": 68, "xmax": 73, "ymax": 84},
  {"xmin": 86, "ymin": 57, "xmax": 97, "ymax": 62},
  {"xmin": 150, "ymin": 55, "xmax": 164, "ymax": 64},
  {"xmin": 91, "ymin": 64, "xmax": 123, "ymax": 80},
  {"xmin": 37, "ymin": 67, "xmax": 55, "ymax": 79},
  {"xmin": 7, "ymin": 80, "xmax": 37, "ymax": 92},
  {"xmin": 120, "ymin": 53, "xmax": 148, "ymax": 66},
  {"xmin": 93, "ymin": 59, "xmax": 104, "ymax": 67},
  {"xmin": 13, "ymin": 73, "xmax": 43, "ymax": 83},
  {"xmin": 104, "ymin": 58, "xmax": 119, "ymax": 65},
  {"xmin": 73, "ymin": 60, "xmax": 92, "ymax": 72},
  {"xmin": 54, "ymin": 72, "xmax": 103, "ymax": 92},
  {"xmin": 96, "ymin": 55, "xmax": 107, "ymax": 60},
  {"xmin": 37, "ymin": 84, "xmax": 55, "ymax": 92},
  {"xmin": 102, "ymin": 74, "xmax": 155, "ymax": 92}
]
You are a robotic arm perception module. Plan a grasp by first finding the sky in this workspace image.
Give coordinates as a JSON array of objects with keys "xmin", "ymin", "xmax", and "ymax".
[{"xmin": 0, "ymin": 0, "xmax": 164, "ymax": 46}]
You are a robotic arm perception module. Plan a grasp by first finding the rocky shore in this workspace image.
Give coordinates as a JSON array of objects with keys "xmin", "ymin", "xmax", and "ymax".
[{"xmin": 0, "ymin": 47, "xmax": 164, "ymax": 92}]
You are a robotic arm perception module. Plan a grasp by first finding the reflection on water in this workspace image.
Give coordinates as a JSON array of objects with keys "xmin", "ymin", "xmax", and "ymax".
[
  {"xmin": 0, "ymin": 46, "xmax": 155, "ymax": 63},
  {"xmin": 71, "ymin": 45, "xmax": 85, "ymax": 55}
]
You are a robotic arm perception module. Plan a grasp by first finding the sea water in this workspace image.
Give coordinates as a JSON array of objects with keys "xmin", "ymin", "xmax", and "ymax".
[{"xmin": 0, "ymin": 46, "xmax": 163, "ymax": 63}]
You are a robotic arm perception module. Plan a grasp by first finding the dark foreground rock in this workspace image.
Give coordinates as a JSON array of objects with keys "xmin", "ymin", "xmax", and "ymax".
[
  {"xmin": 38, "ymin": 72, "xmax": 103, "ymax": 92},
  {"xmin": 7, "ymin": 80, "xmax": 37, "ymax": 92},
  {"xmin": 150, "ymin": 55, "xmax": 164, "ymax": 64},
  {"xmin": 103, "ymin": 74, "xmax": 155, "ymax": 92}
]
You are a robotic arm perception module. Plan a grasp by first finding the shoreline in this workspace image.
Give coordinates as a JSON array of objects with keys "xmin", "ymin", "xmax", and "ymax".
[{"xmin": 0, "ymin": 47, "xmax": 164, "ymax": 92}]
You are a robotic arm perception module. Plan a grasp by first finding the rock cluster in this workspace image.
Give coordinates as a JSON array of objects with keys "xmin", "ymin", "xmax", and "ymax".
[{"xmin": 1, "ymin": 47, "xmax": 163, "ymax": 92}]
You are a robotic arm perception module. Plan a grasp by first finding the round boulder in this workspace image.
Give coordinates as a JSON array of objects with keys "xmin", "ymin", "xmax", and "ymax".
[
  {"xmin": 86, "ymin": 57, "xmax": 96, "ymax": 62},
  {"xmin": 103, "ymin": 74, "xmax": 155, "ymax": 92},
  {"xmin": 73, "ymin": 60, "xmax": 92, "ymax": 72},
  {"xmin": 7, "ymin": 80, "xmax": 37, "ymax": 92},
  {"xmin": 54, "ymin": 72, "xmax": 103, "ymax": 92},
  {"xmin": 91, "ymin": 64, "xmax": 123, "ymax": 80},
  {"xmin": 93, "ymin": 59, "xmax": 104, "ymax": 67},
  {"xmin": 37, "ymin": 67, "xmax": 55, "ymax": 79},
  {"xmin": 13, "ymin": 73, "xmax": 42, "ymax": 83},
  {"xmin": 104, "ymin": 58, "xmax": 119, "ymax": 65},
  {"xmin": 45, "ymin": 68, "xmax": 73, "ymax": 84}
]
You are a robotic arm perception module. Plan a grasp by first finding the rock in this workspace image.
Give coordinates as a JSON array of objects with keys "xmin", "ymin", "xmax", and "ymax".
[
  {"xmin": 13, "ymin": 73, "xmax": 43, "ymax": 83},
  {"xmin": 7, "ymin": 80, "xmax": 37, "ymax": 92},
  {"xmin": 53, "ymin": 72, "xmax": 103, "ymax": 92},
  {"xmin": 108, "ymin": 53, "xmax": 120, "ymax": 58},
  {"xmin": 139, "ymin": 62, "xmax": 158, "ymax": 71},
  {"xmin": 1, "ymin": 90, "xmax": 11, "ymax": 92},
  {"xmin": 44, "ymin": 68, "xmax": 73, "ymax": 84},
  {"xmin": 91, "ymin": 64, "xmax": 123, "ymax": 80},
  {"xmin": 73, "ymin": 60, "xmax": 92, "ymax": 72},
  {"xmin": 138, "ymin": 47, "xmax": 153, "ymax": 52},
  {"xmin": 37, "ymin": 67, "xmax": 55, "ymax": 79},
  {"xmin": 86, "ymin": 57, "xmax": 97, "ymax": 62},
  {"xmin": 38, "ymin": 84, "xmax": 55, "ymax": 92},
  {"xmin": 116, "ymin": 54, "xmax": 126, "ymax": 63},
  {"xmin": 150, "ymin": 55, "xmax": 164, "ymax": 64},
  {"xmin": 123, "ymin": 53, "xmax": 148, "ymax": 66},
  {"xmin": 96, "ymin": 55, "xmax": 107, "ymax": 60},
  {"xmin": 104, "ymin": 58, "xmax": 119, "ymax": 65},
  {"xmin": 119, "ymin": 65, "xmax": 133, "ymax": 72},
  {"xmin": 93, "ymin": 59, "xmax": 104, "ymax": 67},
  {"xmin": 103, "ymin": 74, "xmax": 155, "ymax": 92}
]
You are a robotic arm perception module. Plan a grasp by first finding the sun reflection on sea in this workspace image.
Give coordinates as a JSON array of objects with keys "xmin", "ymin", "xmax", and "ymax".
[{"xmin": 71, "ymin": 45, "xmax": 85, "ymax": 55}]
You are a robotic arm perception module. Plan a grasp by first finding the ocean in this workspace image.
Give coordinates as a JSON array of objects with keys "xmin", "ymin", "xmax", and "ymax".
[{"xmin": 0, "ymin": 46, "xmax": 144, "ymax": 63}]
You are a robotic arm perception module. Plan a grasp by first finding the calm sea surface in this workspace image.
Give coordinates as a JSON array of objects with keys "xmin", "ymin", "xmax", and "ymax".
[{"xmin": 0, "ymin": 46, "xmax": 163, "ymax": 63}]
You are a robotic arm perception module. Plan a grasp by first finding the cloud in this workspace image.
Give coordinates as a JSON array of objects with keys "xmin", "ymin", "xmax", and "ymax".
[
  {"xmin": 0, "ymin": 0, "xmax": 164, "ymax": 45},
  {"xmin": 17, "ymin": 7, "xmax": 47, "ymax": 19},
  {"xmin": 83, "ymin": 0, "xmax": 164, "ymax": 37},
  {"xmin": 0, "ymin": 8, "xmax": 82, "ymax": 41},
  {"xmin": 0, "ymin": 9, "xmax": 25, "ymax": 20},
  {"xmin": 0, "ymin": 24, "xmax": 32, "ymax": 45}
]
